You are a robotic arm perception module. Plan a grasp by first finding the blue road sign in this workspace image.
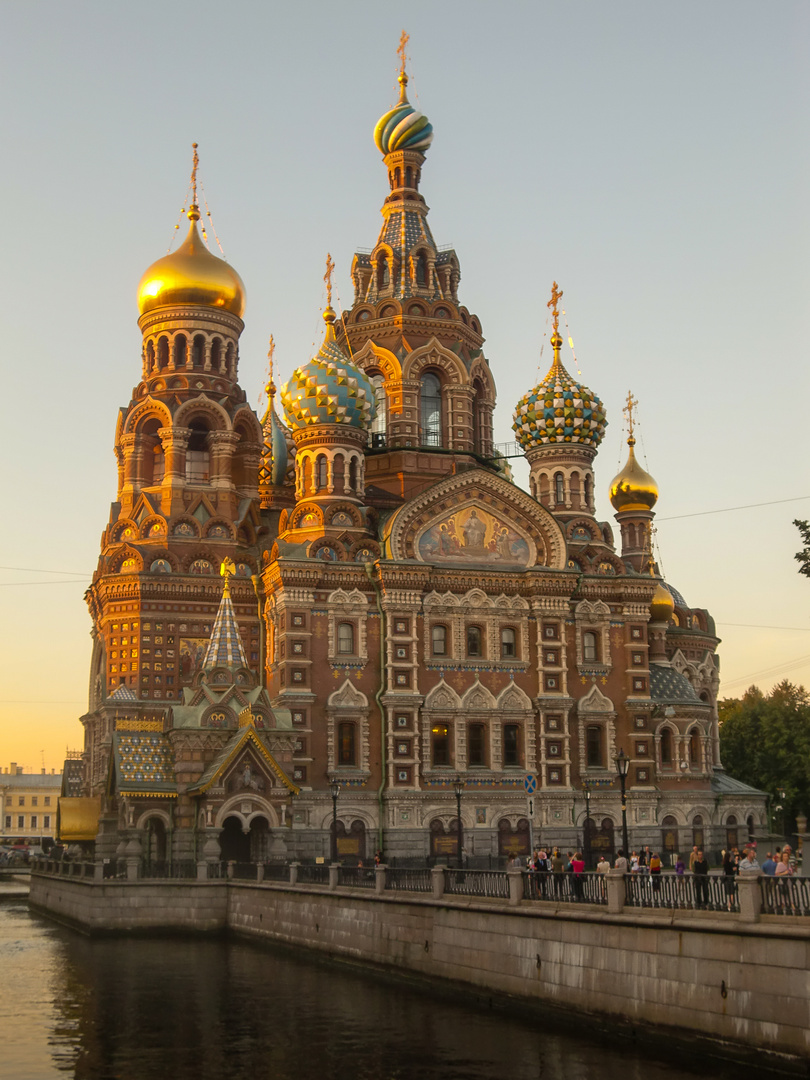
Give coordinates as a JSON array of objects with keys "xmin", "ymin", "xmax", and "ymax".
[{"xmin": 523, "ymin": 773, "xmax": 537, "ymax": 794}]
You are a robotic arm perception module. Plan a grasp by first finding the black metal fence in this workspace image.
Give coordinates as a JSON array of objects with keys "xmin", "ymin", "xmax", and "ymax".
[
  {"xmin": 624, "ymin": 872, "xmax": 738, "ymax": 912},
  {"xmin": 759, "ymin": 876, "xmax": 810, "ymax": 916},
  {"xmin": 385, "ymin": 867, "xmax": 433, "ymax": 893},
  {"xmin": 296, "ymin": 863, "xmax": 331, "ymax": 885},
  {"xmin": 338, "ymin": 865, "xmax": 376, "ymax": 889},
  {"xmin": 445, "ymin": 869, "xmax": 510, "ymax": 901}
]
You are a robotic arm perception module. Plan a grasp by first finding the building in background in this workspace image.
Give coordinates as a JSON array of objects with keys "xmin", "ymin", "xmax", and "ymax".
[
  {"xmin": 1, "ymin": 764, "xmax": 62, "ymax": 849},
  {"xmin": 66, "ymin": 59, "xmax": 766, "ymax": 867}
]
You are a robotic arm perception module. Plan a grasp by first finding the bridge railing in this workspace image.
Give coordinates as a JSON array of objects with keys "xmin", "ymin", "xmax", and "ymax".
[
  {"xmin": 523, "ymin": 871, "xmax": 607, "ymax": 905},
  {"xmin": 385, "ymin": 866, "xmax": 433, "ymax": 893},
  {"xmin": 759, "ymin": 875, "xmax": 810, "ymax": 916},
  {"xmin": 445, "ymin": 868, "xmax": 510, "ymax": 901}
]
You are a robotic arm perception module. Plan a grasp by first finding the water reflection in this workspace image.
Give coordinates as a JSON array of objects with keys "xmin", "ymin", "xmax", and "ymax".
[{"xmin": 1, "ymin": 899, "xmax": 746, "ymax": 1079}]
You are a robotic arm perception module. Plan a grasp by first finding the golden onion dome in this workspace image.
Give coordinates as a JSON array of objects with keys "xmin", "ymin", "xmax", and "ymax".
[
  {"xmin": 609, "ymin": 436, "xmax": 659, "ymax": 512},
  {"xmin": 650, "ymin": 580, "xmax": 675, "ymax": 622},
  {"xmin": 137, "ymin": 208, "xmax": 245, "ymax": 318}
]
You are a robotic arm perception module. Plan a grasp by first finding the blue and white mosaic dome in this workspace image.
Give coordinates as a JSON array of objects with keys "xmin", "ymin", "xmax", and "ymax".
[
  {"xmin": 374, "ymin": 75, "xmax": 433, "ymax": 155},
  {"xmin": 513, "ymin": 338, "xmax": 607, "ymax": 451},
  {"xmin": 281, "ymin": 310, "xmax": 376, "ymax": 431}
]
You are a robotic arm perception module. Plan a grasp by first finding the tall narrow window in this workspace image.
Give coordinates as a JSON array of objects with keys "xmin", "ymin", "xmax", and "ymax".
[
  {"xmin": 689, "ymin": 729, "xmax": 701, "ymax": 769},
  {"xmin": 381, "ymin": 260, "xmax": 390, "ymax": 288},
  {"xmin": 469, "ymin": 723, "xmax": 486, "ymax": 767},
  {"xmin": 316, "ymin": 455, "xmax": 327, "ymax": 490},
  {"xmin": 185, "ymin": 422, "xmax": 210, "ymax": 482},
  {"xmin": 466, "ymin": 626, "xmax": 482, "ymax": 657},
  {"xmin": 555, "ymin": 473, "xmax": 565, "ymax": 503},
  {"xmin": 415, "ymin": 253, "xmax": 427, "ymax": 286},
  {"xmin": 583, "ymin": 631, "xmax": 598, "ymax": 662},
  {"xmin": 660, "ymin": 728, "xmax": 673, "ymax": 765},
  {"xmin": 370, "ymin": 376, "xmax": 387, "ymax": 443},
  {"xmin": 432, "ymin": 625, "xmax": 447, "ymax": 656},
  {"xmin": 338, "ymin": 722, "xmax": 356, "ymax": 766},
  {"xmin": 420, "ymin": 373, "xmax": 442, "ymax": 447},
  {"xmin": 432, "ymin": 723, "xmax": 450, "ymax": 767},
  {"xmin": 503, "ymin": 724, "xmax": 520, "ymax": 767},
  {"xmin": 337, "ymin": 623, "xmax": 355, "ymax": 655},
  {"xmin": 586, "ymin": 724, "xmax": 603, "ymax": 768},
  {"xmin": 348, "ymin": 458, "xmax": 358, "ymax": 492},
  {"xmin": 501, "ymin": 628, "xmax": 516, "ymax": 659}
]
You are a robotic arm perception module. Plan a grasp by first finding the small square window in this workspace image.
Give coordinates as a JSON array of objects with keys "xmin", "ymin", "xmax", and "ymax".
[
  {"xmin": 545, "ymin": 650, "xmax": 559, "ymax": 665},
  {"xmin": 632, "ymin": 652, "xmax": 644, "ymax": 665},
  {"xmin": 396, "ymin": 715, "xmax": 409, "ymax": 728},
  {"xmin": 395, "ymin": 620, "xmax": 409, "ymax": 634},
  {"xmin": 544, "ymin": 624, "xmax": 558, "ymax": 639},
  {"xmin": 292, "ymin": 614, "xmax": 305, "ymax": 627},
  {"xmin": 293, "ymin": 670, "xmax": 304, "ymax": 683},
  {"xmin": 396, "ymin": 646, "xmax": 408, "ymax": 660},
  {"xmin": 395, "ymin": 672, "xmax": 409, "ymax": 686},
  {"xmin": 634, "ymin": 716, "xmax": 646, "ymax": 730},
  {"xmin": 637, "ymin": 768, "xmax": 649, "ymax": 782},
  {"xmin": 547, "ymin": 741, "xmax": 561, "ymax": 757},
  {"xmin": 397, "ymin": 769, "xmax": 410, "ymax": 783},
  {"xmin": 547, "ymin": 768, "xmax": 562, "ymax": 784},
  {"xmin": 546, "ymin": 715, "xmax": 560, "ymax": 731},
  {"xmin": 631, "ymin": 627, "xmax": 643, "ymax": 641},
  {"xmin": 633, "ymin": 678, "xmax": 645, "ymax": 691},
  {"xmin": 397, "ymin": 742, "xmax": 410, "ymax": 756},
  {"xmin": 293, "ymin": 766, "xmax": 307, "ymax": 781},
  {"xmin": 292, "ymin": 711, "xmax": 305, "ymax": 725},
  {"xmin": 293, "ymin": 642, "xmax": 303, "ymax": 654},
  {"xmin": 636, "ymin": 741, "xmax": 648, "ymax": 756}
]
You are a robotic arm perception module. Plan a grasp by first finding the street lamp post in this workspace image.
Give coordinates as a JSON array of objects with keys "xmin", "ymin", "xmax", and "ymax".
[
  {"xmin": 453, "ymin": 777, "xmax": 464, "ymax": 869},
  {"xmin": 330, "ymin": 781, "xmax": 340, "ymax": 863},
  {"xmin": 614, "ymin": 749, "xmax": 630, "ymax": 858},
  {"xmin": 583, "ymin": 781, "xmax": 592, "ymax": 870}
]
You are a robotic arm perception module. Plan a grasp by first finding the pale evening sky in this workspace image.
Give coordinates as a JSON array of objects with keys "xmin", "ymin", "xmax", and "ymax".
[{"xmin": 0, "ymin": 1, "xmax": 808, "ymax": 770}]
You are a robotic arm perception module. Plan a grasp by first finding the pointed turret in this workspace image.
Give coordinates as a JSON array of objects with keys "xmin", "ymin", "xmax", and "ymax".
[
  {"xmin": 609, "ymin": 393, "xmax": 659, "ymax": 571},
  {"xmin": 201, "ymin": 558, "xmax": 249, "ymax": 674}
]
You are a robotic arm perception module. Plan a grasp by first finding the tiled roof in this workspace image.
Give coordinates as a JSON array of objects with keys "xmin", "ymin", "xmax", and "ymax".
[
  {"xmin": 202, "ymin": 589, "xmax": 248, "ymax": 672},
  {"xmin": 112, "ymin": 729, "xmax": 175, "ymax": 794},
  {"xmin": 109, "ymin": 684, "xmax": 138, "ymax": 701},
  {"xmin": 62, "ymin": 760, "xmax": 84, "ymax": 797},
  {"xmin": 649, "ymin": 664, "xmax": 703, "ymax": 704},
  {"xmin": 711, "ymin": 770, "xmax": 767, "ymax": 797}
]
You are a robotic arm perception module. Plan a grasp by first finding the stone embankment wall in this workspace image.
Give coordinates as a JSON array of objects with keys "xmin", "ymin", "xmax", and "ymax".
[{"xmin": 30, "ymin": 874, "xmax": 809, "ymax": 1066}]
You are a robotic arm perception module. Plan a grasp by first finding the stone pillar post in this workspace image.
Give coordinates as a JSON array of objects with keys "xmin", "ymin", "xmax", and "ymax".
[
  {"xmin": 196, "ymin": 861, "xmax": 208, "ymax": 881},
  {"xmin": 125, "ymin": 834, "xmax": 142, "ymax": 881},
  {"xmin": 226, "ymin": 860, "xmax": 235, "ymax": 880},
  {"xmin": 507, "ymin": 866, "xmax": 523, "ymax": 907},
  {"xmin": 158, "ymin": 427, "xmax": 191, "ymax": 486},
  {"xmin": 375, "ymin": 864, "xmax": 387, "ymax": 895},
  {"xmin": 289, "ymin": 861, "xmax": 299, "ymax": 886},
  {"xmin": 94, "ymin": 860, "xmax": 105, "ymax": 882},
  {"xmin": 737, "ymin": 874, "xmax": 762, "ymax": 923},
  {"xmin": 328, "ymin": 863, "xmax": 340, "ymax": 890},
  {"xmin": 209, "ymin": 431, "xmax": 240, "ymax": 491},
  {"xmin": 606, "ymin": 868, "xmax": 626, "ymax": 914},
  {"xmin": 256, "ymin": 863, "xmax": 265, "ymax": 883},
  {"xmin": 431, "ymin": 866, "xmax": 446, "ymax": 900}
]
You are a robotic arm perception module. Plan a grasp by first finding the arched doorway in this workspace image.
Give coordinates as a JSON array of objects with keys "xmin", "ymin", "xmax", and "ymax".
[
  {"xmin": 220, "ymin": 815, "xmax": 250, "ymax": 863},
  {"xmin": 660, "ymin": 815, "xmax": 678, "ymax": 857},
  {"xmin": 497, "ymin": 818, "xmax": 530, "ymax": 859},
  {"xmin": 250, "ymin": 816, "xmax": 271, "ymax": 863},
  {"xmin": 143, "ymin": 817, "xmax": 167, "ymax": 871},
  {"xmin": 585, "ymin": 817, "xmax": 615, "ymax": 864}
]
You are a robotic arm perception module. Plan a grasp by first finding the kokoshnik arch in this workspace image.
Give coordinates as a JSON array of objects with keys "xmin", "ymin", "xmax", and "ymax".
[{"xmin": 65, "ymin": 56, "xmax": 765, "ymax": 866}]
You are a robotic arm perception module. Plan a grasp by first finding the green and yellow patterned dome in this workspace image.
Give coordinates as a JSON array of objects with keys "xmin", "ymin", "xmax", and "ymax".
[
  {"xmin": 513, "ymin": 332, "xmax": 607, "ymax": 450},
  {"xmin": 281, "ymin": 307, "xmax": 376, "ymax": 431},
  {"xmin": 374, "ymin": 71, "xmax": 433, "ymax": 155}
]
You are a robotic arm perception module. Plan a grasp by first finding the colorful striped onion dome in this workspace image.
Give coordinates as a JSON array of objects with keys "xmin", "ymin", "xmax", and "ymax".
[
  {"xmin": 374, "ymin": 72, "xmax": 433, "ymax": 155},
  {"xmin": 281, "ymin": 307, "xmax": 376, "ymax": 431},
  {"xmin": 259, "ymin": 382, "xmax": 295, "ymax": 488},
  {"xmin": 512, "ymin": 332, "xmax": 607, "ymax": 450}
]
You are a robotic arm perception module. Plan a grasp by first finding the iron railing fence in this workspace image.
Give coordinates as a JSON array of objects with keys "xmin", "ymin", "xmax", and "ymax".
[
  {"xmin": 523, "ymin": 871, "xmax": 607, "ymax": 905},
  {"xmin": 624, "ymin": 873, "xmax": 737, "ymax": 912},
  {"xmin": 760, "ymin": 876, "xmax": 810, "ymax": 916},
  {"xmin": 140, "ymin": 860, "xmax": 198, "ymax": 881},
  {"xmin": 296, "ymin": 863, "xmax": 331, "ymax": 886},
  {"xmin": 338, "ymin": 866, "xmax": 376, "ymax": 889},
  {"xmin": 445, "ymin": 869, "xmax": 510, "ymax": 901},
  {"xmin": 262, "ymin": 862, "xmax": 290, "ymax": 881},
  {"xmin": 385, "ymin": 866, "xmax": 433, "ymax": 893}
]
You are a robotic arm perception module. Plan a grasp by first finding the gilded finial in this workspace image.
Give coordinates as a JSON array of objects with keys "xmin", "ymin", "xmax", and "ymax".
[
  {"xmin": 266, "ymin": 335, "xmax": 276, "ymax": 398},
  {"xmin": 623, "ymin": 391, "xmax": 638, "ymax": 444},
  {"xmin": 324, "ymin": 252, "xmax": 335, "ymax": 311},
  {"xmin": 220, "ymin": 556, "xmax": 236, "ymax": 597},
  {"xmin": 547, "ymin": 281, "xmax": 563, "ymax": 334},
  {"xmin": 397, "ymin": 30, "xmax": 410, "ymax": 100},
  {"xmin": 188, "ymin": 142, "xmax": 201, "ymax": 221}
]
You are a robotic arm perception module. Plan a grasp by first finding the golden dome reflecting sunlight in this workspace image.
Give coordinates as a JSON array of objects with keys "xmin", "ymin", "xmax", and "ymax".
[{"xmin": 609, "ymin": 437, "xmax": 659, "ymax": 512}]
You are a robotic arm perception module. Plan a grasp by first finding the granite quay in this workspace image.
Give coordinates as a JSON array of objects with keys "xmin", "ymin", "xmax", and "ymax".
[{"xmin": 30, "ymin": 862, "xmax": 810, "ymax": 1072}]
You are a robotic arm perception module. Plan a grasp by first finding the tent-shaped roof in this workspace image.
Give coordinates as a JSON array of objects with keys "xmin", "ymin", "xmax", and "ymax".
[{"xmin": 187, "ymin": 725, "xmax": 299, "ymax": 796}]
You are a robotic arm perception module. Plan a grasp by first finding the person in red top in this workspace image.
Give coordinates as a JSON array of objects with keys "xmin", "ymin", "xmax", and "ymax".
[{"xmin": 571, "ymin": 851, "xmax": 585, "ymax": 901}]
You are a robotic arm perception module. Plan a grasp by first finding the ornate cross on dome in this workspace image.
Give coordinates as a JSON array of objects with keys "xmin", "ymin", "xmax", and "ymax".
[
  {"xmin": 266, "ymin": 334, "xmax": 276, "ymax": 397},
  {"xmin": 547, "ymin": 281, "xmax": 563, "ymax": 333},
  {"xmin": 190, "ymin": 142, "xmax": 199, "ymax": 208},
  {"xmin": 623, "ymin": 391, "xmax": 638, "ymax": 440},
  {"xmin": 398, "ymin": 30, "xmax": 410, "ymax": 76},
  {"xmin": 220, "ymin": 556, "xmax": 236, "ymax": 596},
  {"xmin": 324, "ymin": 252, "xmax": 335, "ymax": 308}
]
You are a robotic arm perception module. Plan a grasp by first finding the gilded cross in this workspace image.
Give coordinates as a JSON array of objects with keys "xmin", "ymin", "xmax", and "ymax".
[
  {"xmin": 397, "ymin": 30, "xmax": 410, "ymax": 76},
  {"xmin": 220, "ymin": 556, "xmax": 236, "ymax": 596},
  {"xmin": 324, "ymin": 252, "xmax": 335, "ymax": 308},
  {"xmin": 547, "ymin": 281, "xmax": 563, "ymax": 333},
  {"xmin": 266, "ymin": 334, "xmax": 276, "ymax": 396},
  {"xmin": 623, "ymin": 391, "xmax": 638, "ymax": 440},
  {"xmin": 190, "ymin": 142, "xmax": 199, "ymax": 207}
]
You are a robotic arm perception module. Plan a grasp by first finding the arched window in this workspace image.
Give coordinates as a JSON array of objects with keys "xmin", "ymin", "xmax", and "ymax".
[
  {"xmin": 584, "ymin": 474, "xmax": 593, "ymax": 510},
  {"xmin": 338, "ymin": 722, "xmax": 356, "ymax": 766},
  {"xmin": 661, "ymin": 815, "xmax": 678, "ymax": 854},
  {"xmin": 415, "ymin": 253, "xmax": 427, "ymax": 286},
  {"xmin": 211, "ymin": 338, "xmax": 222, "ymax": 370},
  {"xmin": 586, "ymin": 724, "xmax": 603, "ymax": 768},
  {"xmin": 185, "ymin": 421, "xmax": 210, "ymax": 482},
  {"xmin": 348, "ymin": 457, "xmax": 358, "ymax": 492},
  {"xmin": 660, "ymin": 728, "xmax": 673, "ymax": 765},
  {"xmin": 555, "ymin": 473, "xmax": 565, "ymax": 504},
  {"xmin": 432, "ymin": 723, "xmax": 450, "ymax": 767},
  {"xmin": 158, "ymin": 337, "xmax": 169, "ymax": 369},
  {"xmin": 432, "ymin": 625, "xmax": 447, "ymax": 656},
  {"xmin": 337, "ymin": 623, "xmax": 355, "ymax": 655},
  {"xmin": 689, "ymin": 729, "xmax": 701, "ymax": 769},
  {"xmin": 583, "ymin": 631, "xmax": 598, "ymax": 662},
  {"xmin": 726, "ymin": 814, "xmax": 738, "ymax": 850},
  {"xmin": 468, "ymin": 723, "xmax": 486, "ymax": 767},
  {"xmin": 316, "ymin": 455, "xmax": 328, "ymax": 491},
  {"xmin": 175, "ymin": 334, "xmax": 187, "ymax": 367},
  {"xmin": 380, "ymin": 259, "xmax": 390, "ymax": 288},
  {"xmin": 191, "ymin": 335, "xmax": 204, "ymax": 367},
  {"xmin": 466, "ymin": 626, "xmax": 482, "ymax": 657},
  {"xmin": 420, "ymin": 372, "xmax": 442, "ymax": 447},
  {"xmin": 501, "ymin": 628, "xmax": 516, "ymax": 659},
  {"xmin": 370, "ymin": 375, "xmax": 387, "ymax": 444}
]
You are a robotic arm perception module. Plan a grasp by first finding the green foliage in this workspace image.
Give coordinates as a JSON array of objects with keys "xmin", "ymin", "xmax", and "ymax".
[
  {"xmin": 719, "ymin": 681, "xmax": 810, "ymax": 834},
  {"xmin": 794, "ymin": 519, "xmax": 810, "ymax": 578}
]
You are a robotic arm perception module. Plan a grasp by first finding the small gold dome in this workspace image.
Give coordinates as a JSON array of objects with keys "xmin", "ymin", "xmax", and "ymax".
[
  {"xmin": 609, "ymin": 437, "xmax": 659, "ymax": 512},
  {"xmin": 650, "ymin": 580, "xmax": 675, "ymax": 622},
  {"xmin": 138, "ymin": 211, "xmax": 245, "ymax": 317}
]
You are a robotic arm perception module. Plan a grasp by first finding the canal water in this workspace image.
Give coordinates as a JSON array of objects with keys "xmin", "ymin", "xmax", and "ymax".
[{"xmin": 0, "ymin": 896, "xmax": 761, "ymax": 1079}]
